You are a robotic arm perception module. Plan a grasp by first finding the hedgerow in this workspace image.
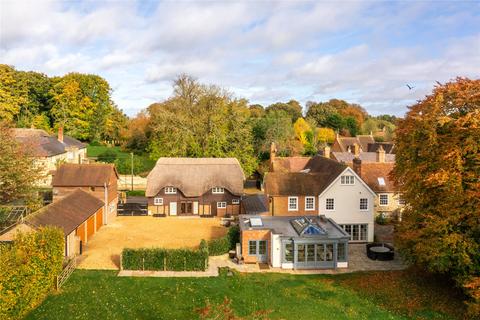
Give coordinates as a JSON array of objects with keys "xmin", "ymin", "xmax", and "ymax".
[
  {"xmin": 205, "ymin": 225, "xmax": 240, "ymax": 256},
  {"xmin": 122, "ymin": 247, "xmax": 208, "ymax": 271},
  {"xmin": 0, "ymin": 226, "xmax": 64, "ymax": 320}
]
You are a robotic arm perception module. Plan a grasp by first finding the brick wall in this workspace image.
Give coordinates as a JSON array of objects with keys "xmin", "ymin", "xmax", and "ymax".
[
  {"xmin": 241, "ymin": 229, "xmax": 271, "ymax": 264},
  {"xmin": 270, "ymin": 196, "xmax": 318, "ymax": 216}
]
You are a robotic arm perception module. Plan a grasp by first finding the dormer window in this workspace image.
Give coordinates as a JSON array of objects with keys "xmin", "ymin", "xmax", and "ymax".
[
  {"xmin": 341, "ymin": 175, "xmax": 355, "ymax": 185},
  {"xmin": 212, "ymin": 187, "xmax": 225, "ymax": 194},
  {"xmin": 165, "ymin": 187, "xmax": 177, "ymax": 194}
]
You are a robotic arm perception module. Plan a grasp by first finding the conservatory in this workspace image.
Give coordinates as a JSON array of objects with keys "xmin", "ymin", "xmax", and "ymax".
[{"xmin": 239, "ymin": 215, "xmax": 350, "ymax": 269}]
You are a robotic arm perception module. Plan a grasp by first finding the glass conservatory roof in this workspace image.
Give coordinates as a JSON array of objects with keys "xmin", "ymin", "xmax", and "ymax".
[{"xmin": 290, "ymin": 217, "xmax": 327, "ymax": 237}]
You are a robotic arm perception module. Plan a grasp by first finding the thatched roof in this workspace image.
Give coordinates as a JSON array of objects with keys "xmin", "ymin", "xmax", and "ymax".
[
  {"xmin": 52, "ymin": 163, "xmax": 118, "ymax": 187},
  {"xmin": 146, "ymin": 158, "xmax": 245, "ymax": 197}
]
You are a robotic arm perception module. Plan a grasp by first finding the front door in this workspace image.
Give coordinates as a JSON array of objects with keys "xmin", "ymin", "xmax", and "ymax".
[
  {"xmin": 170, "ymin": 202, "xmax": 177, "ymax": 216},
  {"xmin": 180, "ymin": 202, "xmax": 193, "ymax": 215}
]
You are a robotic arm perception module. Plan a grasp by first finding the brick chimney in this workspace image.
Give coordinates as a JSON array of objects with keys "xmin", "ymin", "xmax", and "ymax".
[
  {"xmin": 353, "ymin": 143, "xmax": 360, "ymax": 157},
  {"xmin": 353, "ymin": 156, "xmax": 362, "ymax": 176},
  {"xmin": 323, "ymin": 145, "xmax": 331, "ymax": 159},
  {"xmin": 269, "ymin": 142, "xmax": 277, "ymax": 170},
  {"xmin": 376, "ymin": 145, "xmax": 385, "ymax": 163},
  {"xmin": 58, "ymin": 126, "xmax": 64, "ymax": 143}
]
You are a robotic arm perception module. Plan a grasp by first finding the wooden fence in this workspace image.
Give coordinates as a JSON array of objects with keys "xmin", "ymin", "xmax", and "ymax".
[{"xmin": 56, "ymin": 256, "xmax": 77, "ymax": 290}]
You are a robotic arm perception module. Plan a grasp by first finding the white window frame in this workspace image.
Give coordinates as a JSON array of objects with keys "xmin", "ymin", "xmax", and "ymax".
[
  {"xmin": 340, "ymin": 175, "xmax": 355, "ymax": 185},
  {"xmin": 325, "ymin": 198, "xmax": 335, "ymax": 211},
  {"xmin": 288, "ymin": 196, "xmax": 298, "ymax": 211},
  {"xmin": 232, "ymin": 199, "xmax": 240, "ymax": 205},
  {"xmin": 305, "ymin": 196, "xmax": 315, "ymax": 211},
  {"xmin": 379, "ymin": 194, "xmax": 389, "ymax": 206},
  {"xmin": 165, "ymin": 187, "xmax": 177, "ymax": 194},
  {"xmin": 359, "ymin": 198, "xmax": 368, "ymax": 211},
  {"xmin": 154, "ymin": 197, "xmax": 163, "ymax": 205},
  {"xmin": 217, "ymin": 202, "xmax": 227, "ymax": 209},
  {"xmin": 212, "ymin": 187, "xmax": 225, "ymax": 194}
]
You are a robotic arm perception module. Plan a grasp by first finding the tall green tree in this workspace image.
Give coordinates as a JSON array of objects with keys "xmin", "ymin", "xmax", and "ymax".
[
  {"xmin": 266, "ymin": 100, "xmax": 303, "ymax": 122},
  {"xmin": 148, "ymin": 75, "xmax": 257, "ymax": 176},
  {"xmin": 393, "ymin": 78, "xmax": 480, "ymax": 317}
]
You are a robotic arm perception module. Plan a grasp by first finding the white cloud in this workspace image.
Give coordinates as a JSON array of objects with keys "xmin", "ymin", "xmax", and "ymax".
[{"xmin": 1, "ymin": 0, "xmax": 478, "ymax": 117}]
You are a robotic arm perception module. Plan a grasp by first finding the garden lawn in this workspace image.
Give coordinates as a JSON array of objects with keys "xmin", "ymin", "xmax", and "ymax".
[
  {"xmin": 26, "ymin": 270, "xmax": 463, "ymax": 320},
  {"xmin": 86, "ymin": 145, "xmax": 156, "ymax": 175}
]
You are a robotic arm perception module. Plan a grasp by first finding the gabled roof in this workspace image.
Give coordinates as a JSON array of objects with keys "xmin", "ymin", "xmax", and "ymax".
[
  {"xmin": 360, "ymin": 162, "xmax": 396, "ymax": 193},
  {"xmin": 27, "ymin": 189, "xmax": 104, "ymax": 235},
  {"xmin": 146, "ymin": 158, "xmax": 245, "ymax": 197},
  {"xmin": 367, "ymin": 142, "xmax": 395, "ymax": 154},
  {"xmin": 11, "ymin": 128, "xmax": 86, "ymax": 157},
  {"xmin": 334, "ymin": 134, "xmax": 375, "ymax": 152},
  {"xmin": 52, "ymin": 163, "xmax": 119, "ymax": 187},
  {"xmin": 332, "ymin": 152, "xmax": 395, "ymax": 163},
  {"xmin": 264, "ymin": 156, "xmax": 346, "ymax": 196},
  {"xmin": 271, "ymin": 157, "xmax": 311, "ymax": 172}
]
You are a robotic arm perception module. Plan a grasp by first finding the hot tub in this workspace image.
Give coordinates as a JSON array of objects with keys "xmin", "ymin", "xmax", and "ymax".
[{"xmin": 366, "ymin": 243, "xmax": 394, "ymax": 261}]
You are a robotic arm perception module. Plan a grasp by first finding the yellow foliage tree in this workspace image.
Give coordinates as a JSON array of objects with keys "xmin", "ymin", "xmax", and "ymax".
[
  {"xmin": 293, "ymin": 118, "xmax": 311, "ymax": 145},
  {"xmin": 316, "ymin": 127, "xmax": 336, "ymax": 144}
]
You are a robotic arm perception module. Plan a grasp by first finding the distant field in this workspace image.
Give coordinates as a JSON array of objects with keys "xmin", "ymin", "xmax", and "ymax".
[
  {"xmin": 26, "ymin": 269, "xmax": 464, "ymax": 320},
  {"xmin": 86, "ymin": 145, "xmax": 156, "ymax": 176}
]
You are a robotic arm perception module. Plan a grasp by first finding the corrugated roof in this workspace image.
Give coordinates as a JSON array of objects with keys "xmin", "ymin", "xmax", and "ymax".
[
  {"xmin": 360, "ymin": 162, "xmax": 396, "ymax": 192},
  {"xmin": 52, "ymin": 163, "xmax": 118, "ymax": 187},
  {"xmin": 265, "ymin": 157, "xmax": 346, "ymax": 196},
  {"xmin": 146, "ymin": 157, "xmax": 245, "ymax": 197},
  {"xmin": 27, "ymin": 189, "xmax": 104, "ymax": 235}
]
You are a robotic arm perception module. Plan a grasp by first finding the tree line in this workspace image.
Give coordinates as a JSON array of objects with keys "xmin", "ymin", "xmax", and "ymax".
[
  {"xmin": 123, "ymin": 75, "xmax": 397, "ymax": 176},
  {"xmin": 0, "ymin": 64, "xmax": 127, "ymax": 142}
]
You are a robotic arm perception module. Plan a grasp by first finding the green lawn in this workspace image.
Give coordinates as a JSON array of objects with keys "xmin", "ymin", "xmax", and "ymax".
[
  {"xmin": 26, "ymin": 269, "xmax": 463, "ymax": 320},
  {"xmin": 86, "ymin": 145, "xmax": 156, "ymax": 176}
]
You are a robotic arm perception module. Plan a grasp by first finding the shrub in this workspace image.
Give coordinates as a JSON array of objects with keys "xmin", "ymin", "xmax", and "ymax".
[
  {"xmin": 0, "ymin": 227, "xmax": 64, "ymax": 320},
  {"xmin": 97, "ymin": 149, "xmax": 117, "ymax": 163},
  {"xmin": 121, "ymin": 247, "xmax": 208, "ymax": 271},
  {"xmin": 206, "ymin": 226, "xmax": 240, "ymax": 256}
]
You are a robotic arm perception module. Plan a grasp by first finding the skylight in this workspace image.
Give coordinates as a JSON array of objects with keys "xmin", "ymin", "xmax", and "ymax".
[
  {"xmin": 250, "ymin": 217, "xmax": 263, "ymax": 227},
  {"xmin": 378, "ymin": 177, "xmax": 386, "ymax": 186}
]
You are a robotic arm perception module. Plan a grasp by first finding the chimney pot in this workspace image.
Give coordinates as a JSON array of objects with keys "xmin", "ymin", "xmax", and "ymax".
[
  {"xmin": 353, "ymin": 143, "xmax": 360, "ymax": 157},
  {"xmin": 353, "ymin": 157, "xmax": 362, "ymax": 176},
  {"xmin": 58, "ymin": 127, "xmax": 64, "ymax": 143},
  {"xmin": 376, "ymin": 145, "xmax": 386, "ymax": 163},
  {"xmin": 323, "ymin": 145, "xmax": 331, "ymax": 159}
]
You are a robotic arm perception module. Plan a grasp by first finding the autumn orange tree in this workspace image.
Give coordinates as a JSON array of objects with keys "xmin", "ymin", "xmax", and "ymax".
[{"xmin": 393, "ymin": 78, "xmax": 480, "ymax": 316}]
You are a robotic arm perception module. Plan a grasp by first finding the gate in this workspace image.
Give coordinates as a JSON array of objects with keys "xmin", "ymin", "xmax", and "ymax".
[{"xmin": 117, "ymin": 203, "xmax": 148, "ymax": 216}]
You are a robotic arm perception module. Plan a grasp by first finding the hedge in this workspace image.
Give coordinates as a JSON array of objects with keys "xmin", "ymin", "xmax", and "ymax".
[
  {"xmin": 121, "ymin": 247, "xmax": 208, "ymax": 271},
  {"xmin": 206, "ymin": 225, "xmax": 240, "ymax": 256},
  {"xmin": 0, "ymin": 226, "xmax": 64, "ymax": 320}
]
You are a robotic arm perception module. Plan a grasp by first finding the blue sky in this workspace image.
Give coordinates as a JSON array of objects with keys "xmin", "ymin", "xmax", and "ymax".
[{"xmin": 1, "ymin": 0, "xmax": 479, "ymax": 117}]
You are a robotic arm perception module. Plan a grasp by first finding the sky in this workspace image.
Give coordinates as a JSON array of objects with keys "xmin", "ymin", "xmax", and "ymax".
[{"xmin": 1, "ymin": 0, "xmax": 479, "ymax": 117}]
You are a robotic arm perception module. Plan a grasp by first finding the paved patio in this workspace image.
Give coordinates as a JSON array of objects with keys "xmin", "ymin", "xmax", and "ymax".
[{"xmin": 78, "ymin": 216, "xmax": 228, "ymax": 270}]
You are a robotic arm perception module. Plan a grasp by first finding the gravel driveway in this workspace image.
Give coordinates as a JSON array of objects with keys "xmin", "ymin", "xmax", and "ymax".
[{"xmin": 78, "ymin": 216, "xmax": 228, "ymax": 270}]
